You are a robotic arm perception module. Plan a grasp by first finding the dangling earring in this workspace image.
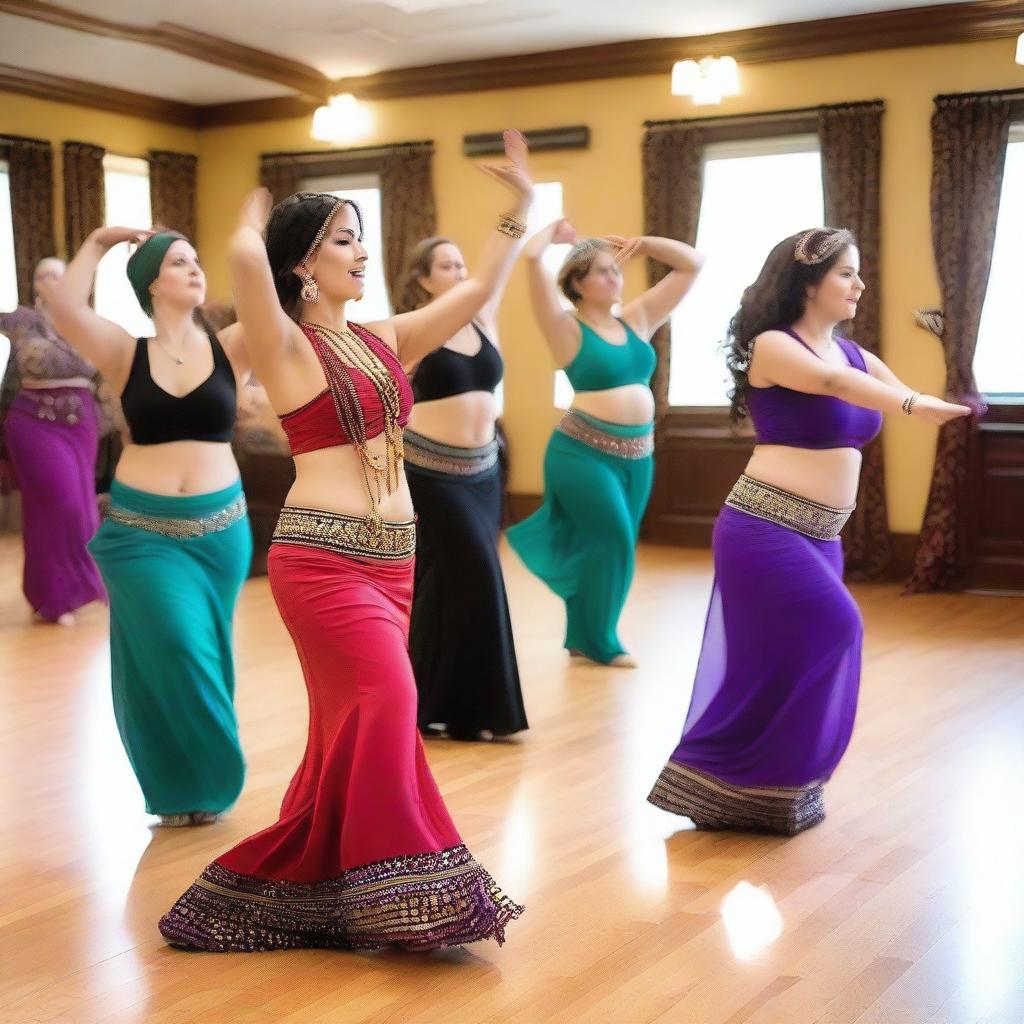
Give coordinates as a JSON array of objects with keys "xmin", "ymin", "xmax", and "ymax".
[{"xmin": 300, "ymin": 268, "xmax": 319, "ymax": 304}]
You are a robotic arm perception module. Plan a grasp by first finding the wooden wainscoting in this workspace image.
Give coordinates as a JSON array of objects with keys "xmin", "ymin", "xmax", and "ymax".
[
  {"xmin": 644, "ymin": 408, "xmax": 755, "ymax": 546},
  {"xmin": 967, "ymin": 402, "xmax": 1024, "ymax": 594}
]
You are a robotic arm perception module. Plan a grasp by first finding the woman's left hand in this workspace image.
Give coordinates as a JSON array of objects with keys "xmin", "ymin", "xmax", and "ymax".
[
  {"xmin": 478, "ymin": 129, "xmax": 534, "ymax": 204},
  {"xmin": 604, "ymin": 234, "xmax": 646, "ymax": 266}
]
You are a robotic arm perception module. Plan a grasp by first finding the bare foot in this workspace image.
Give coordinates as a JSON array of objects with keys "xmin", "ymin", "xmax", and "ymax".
[
  {"xmin": 56, "ymin": 613, "xmax": 76, "ymax": 627},
  {"xmin": 156, "ymin": 814, "xmax": 193, "ymax": 828},
  {"xmin": 609, "ymin": 654, "xmax": 638, "ymax": 669}
]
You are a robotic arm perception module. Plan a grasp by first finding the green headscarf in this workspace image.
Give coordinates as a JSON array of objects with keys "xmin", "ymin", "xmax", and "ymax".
[{"xmin": 126, "ymin": 231, "xmax": 188, "ymax": 315}]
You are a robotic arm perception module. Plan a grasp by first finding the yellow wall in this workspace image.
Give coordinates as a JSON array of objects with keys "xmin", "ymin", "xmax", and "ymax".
[
  {"xmin": 4, "ymin": 37, "xmax": 1023, "ymax": 532},
  {"xmin": 0, "ymin": 93, "xmax": 197, "ymax": 258}
]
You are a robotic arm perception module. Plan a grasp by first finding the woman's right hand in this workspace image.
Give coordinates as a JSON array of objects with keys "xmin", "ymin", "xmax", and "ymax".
[
  {"xmin": 911, "ymin": 394, "xmax": 973, "ymax": 424},
  {"xmin": 525, "ymin": 218, "xmax": 577, "ymax": 259},
  {"xmin": 90, "ymin": 226, "xmax": 152, "ymax": 250},
  {"xmin": 478, "ymin": 129, "xmax": 534, "ymax": 208},
  {"xmin": 239, "ymin": 188, "xmax": 273, "ymax": 235}
]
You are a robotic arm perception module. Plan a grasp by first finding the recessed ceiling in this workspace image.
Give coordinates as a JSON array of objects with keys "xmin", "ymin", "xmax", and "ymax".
[{"xmin": 0, "ymin": 0, "xmax": 991, "ymax": 106}]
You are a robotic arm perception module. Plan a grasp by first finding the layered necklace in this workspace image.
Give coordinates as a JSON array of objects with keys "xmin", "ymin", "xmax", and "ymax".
[{"xmin": 301, "ymin": 321, "xmax": 404, "ymax": 525}]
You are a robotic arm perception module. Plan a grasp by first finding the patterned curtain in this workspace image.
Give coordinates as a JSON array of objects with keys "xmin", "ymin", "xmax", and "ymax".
[
  {"xmin": 4, "ymin": 136, "xmax": 55, "ymax": 306},
  {"xmin": 150, "ymin": 150, "xmax": 198, "ymax": 240},
  {"xmin": 259, "ymin": 155, "xmax": 302, "ymax": 205},
  {"xmin": 819, "ymin": 101, "xmax": 891, "ymax": 580},
  {"xmin": 62, "ymin": 141, "xmax": 105, "ymax": 257},
  {"xmin": 641, "ymin": 122, "xmax": 705, "ymax": 431},
  {"xmin": 906, "ymin": 94, "xmax": 1011, "ymax": 592},
  {"xmin": 380, "ymin": 145, "xmax": 436, "ymax": 310}
]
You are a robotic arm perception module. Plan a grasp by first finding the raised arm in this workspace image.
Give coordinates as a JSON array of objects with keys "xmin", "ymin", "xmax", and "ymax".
[
  {"xmin": 41, "ymin": 227, "xmax": 147, "ymax": 388},
  {"xmin": 615, "ymin": 236, "xmax": 704, "ymax": 338},
  {"xmin": 751, "ymin": 330, "xmax": 971, "ymax": 425},
  {"xmin": 375, "ymin": 130, "xmax": 533, "ymax": 367},
  {"xmin": 226, "ymin": 190, "xmax": 303, "ymax": 382},
  {"xmin": 523, "ymin": 218, "xmax": 582, "ymax": 368}
]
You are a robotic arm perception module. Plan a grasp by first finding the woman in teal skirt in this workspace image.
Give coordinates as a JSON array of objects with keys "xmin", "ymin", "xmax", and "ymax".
[
  {"xmin": 508, "ymin": 222, "xmax": 702, "ymax": 666},
  {"xmin": 44, "ymin": 227, "xmax": 253, "ymax": 825}
]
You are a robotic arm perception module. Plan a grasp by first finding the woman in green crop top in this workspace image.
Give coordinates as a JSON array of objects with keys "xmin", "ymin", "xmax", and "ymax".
[{"xmin": 507, "ymin": 220, "xmax": 703, "ymax": 666}]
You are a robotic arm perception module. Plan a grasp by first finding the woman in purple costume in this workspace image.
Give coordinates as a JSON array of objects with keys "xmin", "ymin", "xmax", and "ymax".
[
  {"xmin": 648, "ymin": 228, "xmax": 971, "ymax": 834},
  {"xmin": 0, "ymin": 258, "xmax": 106, "ymax": 624}
]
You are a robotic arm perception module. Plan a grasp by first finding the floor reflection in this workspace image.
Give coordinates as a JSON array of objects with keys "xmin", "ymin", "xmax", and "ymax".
[{"xmin": 720, "ymin": 880, "xmax": 784, "ymax": 960}]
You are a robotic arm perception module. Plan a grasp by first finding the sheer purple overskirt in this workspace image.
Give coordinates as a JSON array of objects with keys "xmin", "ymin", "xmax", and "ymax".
[{"xmin": 668, "ymin": 507, "xmax": 862, "ymax": 788}]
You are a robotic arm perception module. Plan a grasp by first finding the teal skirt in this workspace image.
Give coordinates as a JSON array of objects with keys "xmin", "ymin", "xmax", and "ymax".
[
  {"xmin": 507, "ymin": 411, "xmax": 653, "ymax": 664},
  {"xmin": 88, "ymin": 480, "xmax": 253, "ymax": 816}
]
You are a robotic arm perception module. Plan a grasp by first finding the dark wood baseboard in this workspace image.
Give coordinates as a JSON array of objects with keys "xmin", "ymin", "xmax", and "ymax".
[{"xmin": 506, "ymin": 492, "xmax": 542, "ymax": 526}]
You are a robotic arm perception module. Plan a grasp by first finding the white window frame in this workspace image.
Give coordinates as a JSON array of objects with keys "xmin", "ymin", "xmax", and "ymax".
[
  {"xmin": 974, "ymin": 122, "xmax": 1024, "ymax": 402},
  {"xmin": 668, "ymin": 133, "xmax": 824, "ymax": 408},
  {"xmin": 0, "ymin": 159, "xmax": 19, "ymax": 314}
]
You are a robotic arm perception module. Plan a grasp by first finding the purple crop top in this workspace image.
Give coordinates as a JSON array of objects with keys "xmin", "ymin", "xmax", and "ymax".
[{"xmin": 746, "ymin": 326, "xmax": 882, "ymax": 450}]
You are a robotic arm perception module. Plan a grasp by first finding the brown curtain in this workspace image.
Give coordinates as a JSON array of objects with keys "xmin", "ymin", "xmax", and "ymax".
[
  {"xmin": 380, "ymin": 145, "xmax": 436, "ymax": 309},
  {"xmin": 819, "ymin": 101, "xmax": 890, "ymax": 580},
  {"xmin": 150, "ymin": 150, "xmax": 198, "ymax": 239},
  {"xmin": 641, "ymin": 122, "xmax": 706, "ymax": 430},
  {"xmin": 62, "ymin": 141, "xmax": 105, "ymax": 257},
  {"xmin": 906, "ymin": 94, "xmax": 1012, "ymax": 592},
  {"xmin": 4, "ymin": 135, "xmax": 56, "ymax": 306},
  {"xmin": 259, "ymin": 155, "xmax": 301, "ymax": 205}
]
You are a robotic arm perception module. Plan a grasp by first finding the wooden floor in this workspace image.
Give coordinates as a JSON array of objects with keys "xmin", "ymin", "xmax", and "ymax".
[{"xmin": 1, "ymin": 533, "xmax": 1022, "ymax": 1024}]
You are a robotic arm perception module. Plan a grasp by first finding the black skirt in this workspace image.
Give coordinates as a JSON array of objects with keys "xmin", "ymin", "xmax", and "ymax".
[{"xmin": 405, "ymin": 430, "xmax": 528, "ymax": 739}]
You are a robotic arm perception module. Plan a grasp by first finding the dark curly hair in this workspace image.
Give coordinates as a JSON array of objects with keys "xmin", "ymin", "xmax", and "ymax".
[
  {"xmin": 724, "ymin": 226, "xmax": 857, "ymax": 423},
  {"xmin": 264, "ymin": 192, "xmax": 364, "ymax": 319}
]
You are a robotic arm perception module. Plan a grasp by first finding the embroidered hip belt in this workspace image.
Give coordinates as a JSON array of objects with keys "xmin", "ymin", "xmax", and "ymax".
[
  {"xmin": 403, "ymin": 429, "xmax": 499, "ymax": 478},
  {"xmin": 15, "ymin": 388, "xmax": 89, "ymax": 425},
  {"xmin": 725, "ymin": 474, "xmax": 853, "ymax": 541},
  {"xmin": 105, "ymin": 494, "xmax": 248, "ymax": 540},
  {"xmin": 556, "ymin": 411, "xmax": 654, "ymax": 460},
  {"xmin": 273, "ymin": 505, "xmax": 416, "ymax": 560}
]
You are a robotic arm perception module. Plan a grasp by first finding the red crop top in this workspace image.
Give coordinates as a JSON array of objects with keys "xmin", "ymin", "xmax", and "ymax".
[{"xmin": 280, "ymin": 322, "xmax": 413, "ymax": 456}]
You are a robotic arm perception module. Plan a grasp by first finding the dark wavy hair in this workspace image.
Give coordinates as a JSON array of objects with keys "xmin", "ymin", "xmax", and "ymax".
[
  {"xmin": 724, "ymin": 226, "xmax": 857, "ymax": 423},
  {"xmin": 395, "ymin": 236, "xmax": 456, "ymax": 314},
  {"xmin": 264, "ymin": 192, "xmax": 364, "ymax": 319}
]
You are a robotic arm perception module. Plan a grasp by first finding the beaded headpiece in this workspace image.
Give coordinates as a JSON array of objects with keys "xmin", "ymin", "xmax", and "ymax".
[
  {"xmin": 299, "ymin": 194, "xmax": 345, "ymax": 269},
  {"xmin": 793, "ymin": 228, "xmax": 851, "ymax": 267}
]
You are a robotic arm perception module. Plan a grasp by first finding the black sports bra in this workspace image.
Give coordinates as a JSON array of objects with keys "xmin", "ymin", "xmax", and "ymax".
[
  {"xmin": 121, "ymin": 330, "xmax": 237, "ymax": 445},
  {"xmin": 411, "ymin": 323, "xmax": 503, "ymax": 403}
]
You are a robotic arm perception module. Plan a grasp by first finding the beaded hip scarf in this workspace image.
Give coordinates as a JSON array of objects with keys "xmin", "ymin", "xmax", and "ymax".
[
  {"xmin": 273, "ymin": 505, "xmax": 416, "ymax": 560},
  {"xmin": 725, "ymin": 474, "xmax": 853, "ymax": 541},
  {"xmin": 556, "ymin": 411, "xmax": 654, "ymax": 460},
  {"xmin": 403, "ymin": 429, "xmax": 499, "ymax": 478},
  {"xmin": 105, "ymin": 494, "xmax": 248, "ymax": 540}
]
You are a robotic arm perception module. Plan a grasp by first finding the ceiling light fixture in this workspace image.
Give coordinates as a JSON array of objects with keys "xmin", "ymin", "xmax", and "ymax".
[
  {"xmin": 671, "ymin": 56, "xmax": 741, "ymax": 106},
  {"xmin": 311, "ymin": 93, "xmax": 372, "ymax": 144}
]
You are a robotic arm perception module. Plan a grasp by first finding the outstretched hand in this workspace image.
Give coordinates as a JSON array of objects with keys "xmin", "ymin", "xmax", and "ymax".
[
  {"xmin": 478, "ymin": 128, "xmax": 534, "ymax": 204},
  {"xmin": 239, "ymin": 188, "xmax": 273, "ymax": 235},
  {"xmin": 911, "ymin": 395, "xmax": 973, "ymax": 425}
]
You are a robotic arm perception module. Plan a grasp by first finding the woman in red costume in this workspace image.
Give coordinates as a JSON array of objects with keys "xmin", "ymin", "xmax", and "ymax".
[{"xmin": 159, "ymin": 131, "xmax": 533, "ymax": 952}]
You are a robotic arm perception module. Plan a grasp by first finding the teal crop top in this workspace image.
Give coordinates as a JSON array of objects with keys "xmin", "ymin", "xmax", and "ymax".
[{"xmin": 562, "ymin": 318, "xmax": 656, "ymax": 392}]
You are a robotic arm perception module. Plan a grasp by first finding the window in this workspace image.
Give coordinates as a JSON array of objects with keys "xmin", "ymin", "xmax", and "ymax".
[
  {"xmin": 95, "ymin": 155, "xmax": 153, "ymax": 337},
  {"xmin": 303, "ymin": 173, "xmax": 391, "ymax": 324},
  {"xmin": 524, "ymin": 180, "xmax": 573, "ymax": 408},
  {"xmin": 0, "ymin": 161, "xmax": 18, "ymax": 313},
  {"xmin": 974, "ymin": 123, "xmax": 1024, "ymax": 399},
  {"xmin": 668, "ymin": 136, "xmax": 825, "ymax": 406}
]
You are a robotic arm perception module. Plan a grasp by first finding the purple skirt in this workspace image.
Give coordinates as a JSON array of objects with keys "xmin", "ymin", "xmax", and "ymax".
[
  {"xmin": 5, "ymin": 387, "xmax": 106, "ymax": 620},
  {"xmin": 663, "ymin": 505, "xmax": 862, "ymax": 789}
]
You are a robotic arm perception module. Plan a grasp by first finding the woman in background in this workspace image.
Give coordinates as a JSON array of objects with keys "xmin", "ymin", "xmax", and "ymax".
[
  {"xmin": 0, "ymin": 257, "xmax": 106, "ymax": 625},
  {"xmin": 509, "ymin": 221, "xmax": 702, "ymax": 666},
  {"xmin": 398, "ymin": 235, "xmax": 527, "ymax": 741}
]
